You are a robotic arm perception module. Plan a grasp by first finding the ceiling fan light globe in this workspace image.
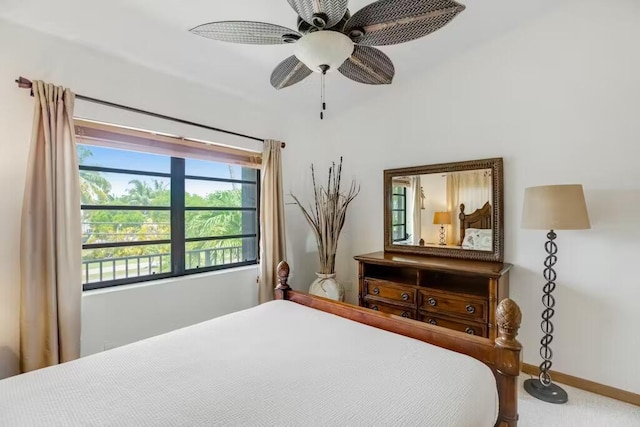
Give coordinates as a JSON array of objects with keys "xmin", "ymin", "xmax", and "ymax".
[{"xmin": 294, "ymin": 31, "xmax": 355, "ymax": 73}]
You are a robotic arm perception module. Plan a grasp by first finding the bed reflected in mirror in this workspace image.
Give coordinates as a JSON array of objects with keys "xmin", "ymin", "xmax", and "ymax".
[{"xmin": 385, "ymin": 159, "xmax": 503, "ymax": 262}]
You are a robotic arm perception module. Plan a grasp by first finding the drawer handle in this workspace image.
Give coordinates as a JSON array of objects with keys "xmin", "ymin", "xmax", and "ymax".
[
  {"xmin": 401, "ymin": 292, "xmax": 410, "ymax": 301},
  {"xmin": 371, "ymin": 305, "xmax": 379, "ymax": 311},
  {"xmin": 428, "ymin": 318, "xmax": 438, "ymax": 326},
  {"xmin": 372, "ymin": 287, "xmax": 380, "ymax": 295},
  {"xmin": 465, "ymin": 327, "xmax": 476, "ymax": 335},
  {"xmin": 428, "ymin": 297, "xmax": 437, "ymax": 307},
  {"xmin": 466, "ymin": 305, "xmax": 476, "ymax": 315},
  {"xmin": 401, "ymin": 312, "xmax": 410, "ymax": 318}
]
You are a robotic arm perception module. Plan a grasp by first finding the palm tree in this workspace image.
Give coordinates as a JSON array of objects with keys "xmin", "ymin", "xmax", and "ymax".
[
  {"xmin": 186, "ymin": 189, "xmax": 244, "ymax": 252},
  {"xmin": 80, "ymin": 171, "xmax": 112, "ymax": 204},
  {"xmin": 77, "ymin": 146, "xmax": 112, "ymax": 204},
  {"xmin": 152, "ymin": 180, "xmax": 168, "ymax": 192},
  {"xmin": 125, "ymin": 180, "xmax": 154, "ymax": 206},
  {"xmin": 186, "ymin": 210, "xmax": 242, "ymax": 240}
]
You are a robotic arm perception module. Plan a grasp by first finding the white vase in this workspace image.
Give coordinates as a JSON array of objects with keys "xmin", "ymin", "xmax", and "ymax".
[{"xmin": 309, "ymin": 272, "xmax": 344, "ymax": 302}]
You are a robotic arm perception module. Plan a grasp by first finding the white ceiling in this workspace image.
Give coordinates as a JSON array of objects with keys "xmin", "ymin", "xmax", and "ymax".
[{"xmin": 0, "ymin": 0, "xmax": 562, "ymax": 115}]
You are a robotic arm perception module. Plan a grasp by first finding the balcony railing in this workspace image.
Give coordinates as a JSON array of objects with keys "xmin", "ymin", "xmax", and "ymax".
[{"xmin": 82, "ymin": 246, "xmax": 243, "ymax": 284}]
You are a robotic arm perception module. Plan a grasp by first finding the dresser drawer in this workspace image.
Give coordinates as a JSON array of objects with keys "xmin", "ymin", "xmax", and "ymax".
[
  {"xmin": 364, "ymin": 300, "xmax": 416, "ymax": 320},
  {"xmin": 419, "ymin": 289, "xmax": 487, "ymax": 321},
  {"xmin": 364, "ymin": 278, "xmax": 416, "ymax": 305},
  {"xmin": 419, "ymin": 313, "xmax": 487, "ymax": 337}
]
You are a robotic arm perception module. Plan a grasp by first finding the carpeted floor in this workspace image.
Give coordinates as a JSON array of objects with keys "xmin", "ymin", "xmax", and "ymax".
[{"xmin": 518, "ymin": 375, "xmax": 640, "ymax": 426}]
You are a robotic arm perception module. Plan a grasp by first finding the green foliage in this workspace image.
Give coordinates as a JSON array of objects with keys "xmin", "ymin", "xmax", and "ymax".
[
  {"xmin": 78, "ymin": 147, "xmax": 112, "ymax": 204},
  {"xmin": 81, "ymin": 172, "xmax": 249, "ymax": 265}
]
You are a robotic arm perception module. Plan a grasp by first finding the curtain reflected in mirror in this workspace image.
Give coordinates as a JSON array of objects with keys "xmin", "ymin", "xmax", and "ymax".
[{"xmin": 447, "ymin": 170, "xmax": 492, "ymax": 247}]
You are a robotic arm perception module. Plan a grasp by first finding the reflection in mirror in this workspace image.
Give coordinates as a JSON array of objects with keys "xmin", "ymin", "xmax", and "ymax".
[{"xmin": 390, "ymin": 169, "xmax": 493, "ymax": 251}]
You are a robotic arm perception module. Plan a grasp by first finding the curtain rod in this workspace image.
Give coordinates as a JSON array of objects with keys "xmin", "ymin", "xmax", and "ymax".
[{"xmin": 14, "ymin": 77, "xmax": 284, "ymax": 148}]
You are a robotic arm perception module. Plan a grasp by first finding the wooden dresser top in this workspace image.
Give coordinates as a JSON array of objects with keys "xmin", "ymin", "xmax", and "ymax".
[{"xmin": 354, "ymin": 251, "xmax": 513, "ymax": 278}]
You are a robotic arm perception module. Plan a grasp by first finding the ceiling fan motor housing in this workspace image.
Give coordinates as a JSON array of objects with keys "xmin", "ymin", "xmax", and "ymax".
[
  {"xmin": 298, "ymin": 9, "xmax": 350, "ymax": 35},
  {"xmin": 282, "ymin": 34, "xmax": 301, "ymax": 43},
  {"xmin": 348, "ymin": 27, "xmax": 364, "ymax": 41},
  {"xmin": 311, "ymin": 13, "xmax": 328, "ymax": 28}
]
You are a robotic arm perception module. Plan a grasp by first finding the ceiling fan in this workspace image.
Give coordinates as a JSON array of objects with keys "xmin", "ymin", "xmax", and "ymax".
[{"xmin": 190, "ymin": 0, "xmax": 466, "ymax": 118}]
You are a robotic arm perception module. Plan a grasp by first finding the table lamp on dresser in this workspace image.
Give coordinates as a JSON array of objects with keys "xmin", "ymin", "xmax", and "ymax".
[
  {"xmin": 521, "ymin": 184, "xmax": 591, "ymax": 404},
  {"xmin": 433, "ymin": 211, "xmax": 452, "ymax": 245}
]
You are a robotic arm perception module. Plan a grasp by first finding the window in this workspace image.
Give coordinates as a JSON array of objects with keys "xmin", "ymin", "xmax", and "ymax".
[
  {"xmin": 391, "ymin": 185, "xmax": 408, "ymax": 242},
  {"xmin": 79, "ymin": 142, "xmax": 260, "ymax": 291}
]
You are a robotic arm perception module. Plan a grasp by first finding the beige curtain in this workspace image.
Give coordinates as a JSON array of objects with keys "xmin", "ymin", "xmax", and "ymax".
[
  {"xmin": 446, "ymin": 171, "xmax": 492, "ymax": 244},
  {"xmin": 258, "ymin": 140, "xmax": 286, "ymax": 304},
  {"xmin": 409, "ymin": 177, "xmax": 422, "ymax": 245},
  {"xmin": 20, "ymin": 81, "xmax": 82, "ymax": 372}
]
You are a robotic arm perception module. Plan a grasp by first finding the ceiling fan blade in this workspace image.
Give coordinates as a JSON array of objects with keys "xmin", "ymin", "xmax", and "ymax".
[
  {"xmin": 271, "ymin": 56, "xmax": 313, "ymax": 90},
  {"xmin": 287, "ymin": 0, "xmax": 349, "ymax": 28},
  {"xmin": 338, "ymin": 46, "xmax": 395, "ymax": 85},
  {"xmin": 344, "ymin": 0, "xmax": 465, "ymax": 46},
  {"xmin": 190, "ymin": 21, "xmax": 301, "ymax": 45}
]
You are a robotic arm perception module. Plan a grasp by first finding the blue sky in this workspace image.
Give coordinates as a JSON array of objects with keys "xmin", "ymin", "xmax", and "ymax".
[{"xmin": 79, "ymin": 144, "xmax": 250, "ymax": 197}]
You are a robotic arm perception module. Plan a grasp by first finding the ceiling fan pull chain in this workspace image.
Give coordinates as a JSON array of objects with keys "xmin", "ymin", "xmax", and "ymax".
[
  {"xmin": 320, "ymin": 67, "xmax": 328, "ymax": 120},
  {"xmin": 320, "ymin": 70, "xmax": 325, "ymax": 120},
  {"xmin": 323, "ymin": 72, "xmax": 327, "ymax": 112}
]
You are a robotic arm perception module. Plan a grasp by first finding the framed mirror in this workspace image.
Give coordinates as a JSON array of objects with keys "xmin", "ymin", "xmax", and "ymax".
[{"xmin": 384, "ymin": 158, "xmax": 504, "ymax": 262}]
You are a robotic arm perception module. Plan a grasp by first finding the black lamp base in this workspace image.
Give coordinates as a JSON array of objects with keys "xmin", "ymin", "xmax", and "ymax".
[{"xmin": 524, "ymin": 378, "xmax": 568, "ymax": 404}]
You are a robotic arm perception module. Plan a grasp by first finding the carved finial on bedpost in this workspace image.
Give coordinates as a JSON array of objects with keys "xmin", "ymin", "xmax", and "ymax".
[
  {"xmin": 495, "ymin": 298, "xmax": 523, "ymax": 378},
  {"xmin": 496, "ymin": 298, "xmax": 522, "ymax": 349},
  {"xmin": 275, "ymin": 261, "xmax": 291, "ymax": 300}
]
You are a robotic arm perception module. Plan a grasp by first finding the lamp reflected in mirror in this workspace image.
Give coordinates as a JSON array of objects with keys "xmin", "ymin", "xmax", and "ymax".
[{"xmin": 433, "ymin": 212, "xmax": 451, "ymax": 245}]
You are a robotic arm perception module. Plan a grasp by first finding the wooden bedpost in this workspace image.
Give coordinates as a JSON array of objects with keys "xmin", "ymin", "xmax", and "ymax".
[
  {"xmin": 494, "ymin": 298, "xmax": 523, "ymax": 427},
  {"xmin": 458, "ymin": 203, "xmax": 466, "ymax": 245},
  {"xmin": 274, "ymin": 261, "xmax": 291, "ymax": 300}
]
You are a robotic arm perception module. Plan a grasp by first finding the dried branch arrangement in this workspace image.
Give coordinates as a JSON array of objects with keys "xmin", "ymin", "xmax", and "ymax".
[{"xmin": 290, "ymin": 158, "xmax": 359, "ymax": 274}]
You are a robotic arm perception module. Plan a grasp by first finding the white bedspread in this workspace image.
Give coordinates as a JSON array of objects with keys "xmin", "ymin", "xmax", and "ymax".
[{"xmin": 0, "ymin": 300, "xmax": 498, "ymax": 426}]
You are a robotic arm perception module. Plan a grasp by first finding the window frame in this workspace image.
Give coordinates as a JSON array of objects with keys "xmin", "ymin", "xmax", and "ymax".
[
  {"xmin": 391, "ymin": 186, "xmax": 408, "ymax": 242},
  {"xmin": 80, "ymin": 154, "xmax": 260, "ymax": 292}
]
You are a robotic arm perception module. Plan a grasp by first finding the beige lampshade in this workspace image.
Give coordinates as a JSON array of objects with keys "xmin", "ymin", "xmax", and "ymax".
[
  {"xmin": 522, "ymin": 185, "xmax": 591, "ymax": 230},
  {"xmin": 433, "ymin": 211, "xmax": 452, "ymax": 225}
]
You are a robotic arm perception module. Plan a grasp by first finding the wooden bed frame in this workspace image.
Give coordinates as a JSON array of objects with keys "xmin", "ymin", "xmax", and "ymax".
[
  {"xmin": 275, "ymin": 261, "xmax": 522, "ymax": 427},
  {"xmin": 459, "ymin": 201, "xmax": 493, "ymax": 245}
]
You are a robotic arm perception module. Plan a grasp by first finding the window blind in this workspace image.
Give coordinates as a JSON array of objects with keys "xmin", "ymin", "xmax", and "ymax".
[{"xmin": 74, "ymin": 119, "xmax": 262, "ymax": 168}]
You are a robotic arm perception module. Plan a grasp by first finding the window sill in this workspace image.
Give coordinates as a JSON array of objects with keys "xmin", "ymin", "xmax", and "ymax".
[{"xmin": 82, "ymin": 264, "xmax": 259, "ymax": 296}]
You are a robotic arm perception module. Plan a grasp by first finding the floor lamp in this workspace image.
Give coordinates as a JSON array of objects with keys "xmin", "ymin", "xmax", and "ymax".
[{"xmin": 521, "ymin": 184, "xmax": 591, "ymax": 404}]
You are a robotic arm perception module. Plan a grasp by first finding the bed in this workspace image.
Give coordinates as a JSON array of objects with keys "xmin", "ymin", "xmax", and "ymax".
[
  {"xmin": 0, "ymin": 262, "xmax": 522, "ymax": 427},
  {"xmin": 459, "ymin": 202, "xmax": 493, "ymax": 250}
]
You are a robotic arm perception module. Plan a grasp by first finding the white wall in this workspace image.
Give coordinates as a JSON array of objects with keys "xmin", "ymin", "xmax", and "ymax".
[
  {"xmin": 287, "ymin": 0, "xmax": 640, "ymax": 394},
  {"xmin": 81, "ymin": 266, "xmax": 258, "ymax": 356},
  {"xmin": 0, "ymin": 18, "xmax": 324, "ymax": 378}
]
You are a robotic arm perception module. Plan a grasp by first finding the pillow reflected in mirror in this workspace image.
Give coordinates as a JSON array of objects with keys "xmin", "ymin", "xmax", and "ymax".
[{"xmin": 461, "ymin": 228, "xmax": 493, "ymax": 251}]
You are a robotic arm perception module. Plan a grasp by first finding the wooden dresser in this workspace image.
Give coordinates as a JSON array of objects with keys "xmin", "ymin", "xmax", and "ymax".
[{"xmin": 355, "ymin": 252, "xmax": 512, "ymax": 339}]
